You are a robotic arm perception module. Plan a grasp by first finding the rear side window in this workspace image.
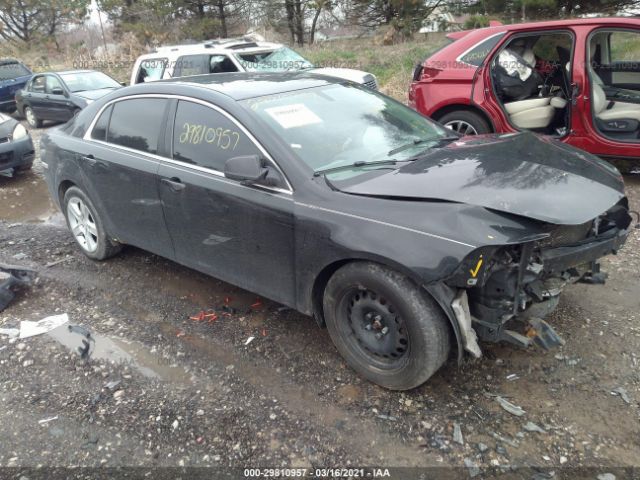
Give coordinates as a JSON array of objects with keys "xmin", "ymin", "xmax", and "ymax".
[
  {"xmin": 91, "ymin": 105, "xmax": 113, "ymax": 141},
  {"xmin": 135, "ymin": 58, "xmax": 167, "ymax": 83},
  {"xmin": 460, "ymin": 33, "xmax": 506, "ymax": 66},
  {"xmin": 0, "ymin": 62, "xmax": 30, "ymax": 80},
  {"xmin": 107, "ymin": 99, "xmax": 167, "ymax": 154},
  {"xmin": 174, "ymin": 54, "xmax": 238, "ymax": 77},
  {"xmin": 172, "ymin": 100, "xmax": 258, "ymax": 171}
]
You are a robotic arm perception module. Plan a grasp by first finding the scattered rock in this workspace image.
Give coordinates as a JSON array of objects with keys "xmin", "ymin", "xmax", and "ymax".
[
  {"xmin": 495, "ymin": 396, "xmax": 526, "ymax": 416},
  {"xmin": 453, "ymin": 422, "xmax": 464, "ymax": 445},
  {"xmin": 464, "ymin": 458, "xmax": 480, "ymax": 478},
  {"xmin": 523, "ymin": 421, "xmax": 546, "ymax": 434}
]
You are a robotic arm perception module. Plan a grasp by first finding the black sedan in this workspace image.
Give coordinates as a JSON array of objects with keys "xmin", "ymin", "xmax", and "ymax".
[
  {"xmin": 16, "ymin": 70, "xmax": 121, "ymax": 128},
  {"xmin": 0, "ymin": 112, "xmax": 34, "ymax": 174},
  {"xmin": 40, "ymin": 73, "xmax": 632, "ymax": 390}
]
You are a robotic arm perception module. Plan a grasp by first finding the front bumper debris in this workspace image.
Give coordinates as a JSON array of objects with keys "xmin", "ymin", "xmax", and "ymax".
[{"xmin": 0, "ymin": 263, "xmax": 36, "ymax": 312}]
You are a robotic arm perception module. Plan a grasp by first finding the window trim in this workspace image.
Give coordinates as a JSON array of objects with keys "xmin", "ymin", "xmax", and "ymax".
[
  {"xmin": 456, "ymin": 32, "xmax": 507, "ymax": 67},
  {"xmin": 83, "ymin": 94, "xmax": 293, "ymax": 194}
]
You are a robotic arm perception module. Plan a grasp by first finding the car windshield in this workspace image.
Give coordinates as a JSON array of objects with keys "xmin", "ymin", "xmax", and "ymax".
[
  {"xmin": 59, "ymin": 71, "xmax": 120, "ymax": 92},
  {"xmin": 236, "ymin": 47, "xmax": 314, "ymax": 72},
  {"xmin": 0, "ymin": 62, "xmax": 30, "ymax": 80},
  {"xmin": 243, "ymin": 84, "xmax": 451, "ymax": 178}
]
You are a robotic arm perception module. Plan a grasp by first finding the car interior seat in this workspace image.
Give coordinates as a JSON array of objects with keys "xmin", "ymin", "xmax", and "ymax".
[
  {"xmin": 592, "ymin": 82, "xmax": 640, "ymax": 122},
  {"xmin": 501, "ymin": 44, "xmax": 567, "ymax": 129}
]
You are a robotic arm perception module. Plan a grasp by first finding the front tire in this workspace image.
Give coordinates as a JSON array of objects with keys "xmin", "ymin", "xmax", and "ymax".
[
  {"xmin": 24, "ymin": 106, "xmax": 43, "ymax": 128},
  {"xmin": 323, "ymin": 262, "xmax": 451, "ymax": 390},
  {"xmin": 63, "ymin": 186, "xmax": 121, "ymax": 260},
  {"xmin": 438, "ymin": 110, "xmax": 490, "ymax": 136}
]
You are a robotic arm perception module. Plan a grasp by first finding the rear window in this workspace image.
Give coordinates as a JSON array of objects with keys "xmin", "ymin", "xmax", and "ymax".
[
  {"xmin": 0, "ymin": 62, "xmax": 30, "ymax": 80},
  {"xmin": 107, "ymin": 99, "xmax": 167, "ymax": 155},
  {"xmin": 460, "ymin": 33, "xmax": 506, "ymax": 66}
]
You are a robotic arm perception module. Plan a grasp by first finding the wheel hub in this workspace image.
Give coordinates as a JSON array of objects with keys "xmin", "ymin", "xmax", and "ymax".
[{"xmin": 346, "ymin": 290, "xmax": 408, "ymax": 360}]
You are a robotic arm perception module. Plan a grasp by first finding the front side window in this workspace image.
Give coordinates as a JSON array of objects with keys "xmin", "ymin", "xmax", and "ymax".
[
  {"xmin": 172, "ymin": 100, "xmax": 259, "ymax": 171},
  {"xmin": 243, "ymin": 84, "xmax": 450, "ymax": 178},
  {"xmin": 30, "ymin": 76, "xmax": 46, "ymax": 93},
  {"xmin": 46, "ymin": 76, "xmax": 64, "ymax": 94},
  {"xmin": 107, "ymin": 99, "xmax": 167, "ymax": 154},
  {"xmin": 135, "ymin": 58, "xmax": 167, "ymax": 83}
]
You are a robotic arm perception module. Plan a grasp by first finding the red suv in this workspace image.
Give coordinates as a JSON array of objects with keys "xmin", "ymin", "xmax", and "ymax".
[{"xmin": 409, "ymin": 17, "xmax": 640, "ymax": 171}]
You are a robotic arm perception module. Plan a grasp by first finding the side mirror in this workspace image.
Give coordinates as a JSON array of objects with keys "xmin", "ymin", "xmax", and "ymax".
[
  {"xmin": 51, "ymin": 87, "xmax": 65, "ymax": 96},
  {"xmin": 224, "ymin": 154, "xmax": 269, "ymax": 185},
  {"xmin": 120, "ymin": 81, "xmax": 126, "ymax": 86}
]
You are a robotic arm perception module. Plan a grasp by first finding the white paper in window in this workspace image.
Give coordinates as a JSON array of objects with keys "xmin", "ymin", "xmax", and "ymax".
[{"xmin": 265, "ymin": 103, "xmax": 322, "ymax": 129}]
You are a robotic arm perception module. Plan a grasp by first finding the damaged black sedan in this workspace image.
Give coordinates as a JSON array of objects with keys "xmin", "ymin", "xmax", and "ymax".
[{"xmin": 40, "ymin": 73, "xmax": 633, "ymax": 390}]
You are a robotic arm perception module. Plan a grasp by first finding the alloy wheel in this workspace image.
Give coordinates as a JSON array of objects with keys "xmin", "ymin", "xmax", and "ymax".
[
  {"xmin": 444, "ymin": 120, "xmax": 478, "ymax": 135},
  {"xmin": 66, "ymin": 196, "xmax": 99, "ymax": 253},
  {"xmin": 25, "ymin": 108, "xmax": 37, "ymax": 127}
]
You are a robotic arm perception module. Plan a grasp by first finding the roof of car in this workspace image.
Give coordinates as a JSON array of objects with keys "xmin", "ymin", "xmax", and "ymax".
[
  {"xmin": 155, "ymin": 72, "xmax": 342, "ymax": 100},
  {"xmin": 139, "ymin": 39, "xmax": 283, "ymax": 59},
  {"xmin": 459, "ymin": 16, "xmax": 639, "ymax": 38}
]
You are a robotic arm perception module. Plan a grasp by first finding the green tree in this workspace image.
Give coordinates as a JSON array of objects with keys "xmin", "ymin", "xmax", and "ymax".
[{"xmin": 0, "ymin": 0, "xmax": 89, "ymax": 45}]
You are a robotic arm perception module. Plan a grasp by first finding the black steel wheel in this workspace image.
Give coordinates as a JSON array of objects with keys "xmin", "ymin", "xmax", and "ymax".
[{"xmin": 323, "ymin": 262, "xmax": 451, "ymax": 390}]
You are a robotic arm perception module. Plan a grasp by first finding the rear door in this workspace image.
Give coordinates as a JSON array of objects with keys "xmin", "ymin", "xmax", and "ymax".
[
  {"xmin": 157, "ymin": 99, "xmax": 296, "ymax": 305},
  {"xmin": 80, "ymin": 97, "xmax": 175, "ymax": 258}
]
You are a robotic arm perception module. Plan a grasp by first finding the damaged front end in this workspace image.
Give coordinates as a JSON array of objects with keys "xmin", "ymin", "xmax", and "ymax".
[{"xmin": 445, "ymin": 200, "xmax": 633, "ymax": 356}]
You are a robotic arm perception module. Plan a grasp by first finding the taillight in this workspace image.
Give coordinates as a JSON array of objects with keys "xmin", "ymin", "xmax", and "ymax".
[
  {"xmin": 412, "ymin": 63, "xmax": 423, "ymax": 81},
  {"xmin": 421, "ymin": 67, "xmax": 442, "ymax": 80}
]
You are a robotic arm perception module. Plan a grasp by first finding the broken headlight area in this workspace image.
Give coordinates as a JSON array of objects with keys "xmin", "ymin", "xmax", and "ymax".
[{"xmin": 447, "ymin": 202, "xmax": 632, "ymax": 351}]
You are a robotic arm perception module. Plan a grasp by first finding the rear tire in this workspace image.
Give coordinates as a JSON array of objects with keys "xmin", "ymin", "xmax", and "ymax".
[
  {"xmin": 63, "ymin": 186, "xmax": 121, "ymax": 261},
  {"xmin": 323, "ymin": 262, "xmax": 451, "ymax": 390},
  {"xmin": 438, "ymin": 110, "xmax": 490, "ymax": 136}
]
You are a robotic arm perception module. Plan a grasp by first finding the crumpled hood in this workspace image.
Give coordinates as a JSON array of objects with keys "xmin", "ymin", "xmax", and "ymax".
[{"xmin": 337, "ymin": 132, "xmax": 625, "ymax": 225}]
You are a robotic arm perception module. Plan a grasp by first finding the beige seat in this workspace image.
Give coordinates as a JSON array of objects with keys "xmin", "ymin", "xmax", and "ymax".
[
  {"xmin": 504, "ymin": 97, "xmax": 555, "ymax": 129},
  {"xmin": 592, "ymin": 83, "xmax": 640, "ymax": 122}
]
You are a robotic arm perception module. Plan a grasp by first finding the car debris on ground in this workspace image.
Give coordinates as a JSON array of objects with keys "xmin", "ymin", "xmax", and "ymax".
[{"xmin": 0, "ymin": 263, "xmax": 36, "ymax": 312}]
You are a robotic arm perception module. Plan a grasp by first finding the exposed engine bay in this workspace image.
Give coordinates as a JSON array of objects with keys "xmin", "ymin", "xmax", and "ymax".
[{"xmin": 446, "ymin": 200, "xmax": 633, "ymax": 356}]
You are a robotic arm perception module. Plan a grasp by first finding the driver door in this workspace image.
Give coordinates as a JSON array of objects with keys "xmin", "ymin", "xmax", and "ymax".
[{"xmin": 158, "ymin": 99, "xmax": 296, "ymax": 306}]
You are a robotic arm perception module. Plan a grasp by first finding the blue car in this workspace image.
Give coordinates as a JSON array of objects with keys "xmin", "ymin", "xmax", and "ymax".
[{"xmin": 0, "ymin": 59, "xmax": 32, "ymax": 114}]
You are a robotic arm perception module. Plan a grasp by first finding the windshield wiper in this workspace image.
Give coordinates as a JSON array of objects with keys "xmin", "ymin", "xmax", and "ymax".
[
  {"xmin": 313, "ymin": 159, "xmax": 398, "ymax": 177},
  {"xmin": 388, "ymin": 135, "xmax": 459, "ymax": 157}
]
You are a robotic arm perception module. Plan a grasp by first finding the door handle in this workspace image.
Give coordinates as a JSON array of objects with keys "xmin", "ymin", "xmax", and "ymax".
[
  {"xmin": 161, "ymin": 177, "xmax": 186, "ymax": 192},
  {"xmin": 81, "ymin": 154, "xmax": 107, "ymax": 171},
  {"xmin": 82, "ymin": 154, "xmax": 96, "ymax": 166}
]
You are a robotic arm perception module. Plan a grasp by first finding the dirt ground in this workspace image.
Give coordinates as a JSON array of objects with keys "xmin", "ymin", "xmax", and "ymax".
[{"xmin": 1, "ymin": 119, "xmax": 639, "ymax": 479}]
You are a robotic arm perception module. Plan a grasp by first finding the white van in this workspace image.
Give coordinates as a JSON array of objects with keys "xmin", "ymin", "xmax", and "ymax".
[{"xmin": 130, "ymin": 37, "xmax": 378, "ymax": 89}]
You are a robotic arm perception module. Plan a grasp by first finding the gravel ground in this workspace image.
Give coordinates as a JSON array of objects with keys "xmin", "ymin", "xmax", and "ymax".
[{"xmin": 1, "ymin": 119, "xmax": 639, "ymax": 479}]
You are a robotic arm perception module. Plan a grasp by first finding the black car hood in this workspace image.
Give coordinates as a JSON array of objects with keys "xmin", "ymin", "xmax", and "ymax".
[
  {"xmin": 337, "ymin": 132, "xmax": 625, "ymax": 225},
  {"xmin": 75, "ymin": 88, "xmax": 117, "ymax": 101}
]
